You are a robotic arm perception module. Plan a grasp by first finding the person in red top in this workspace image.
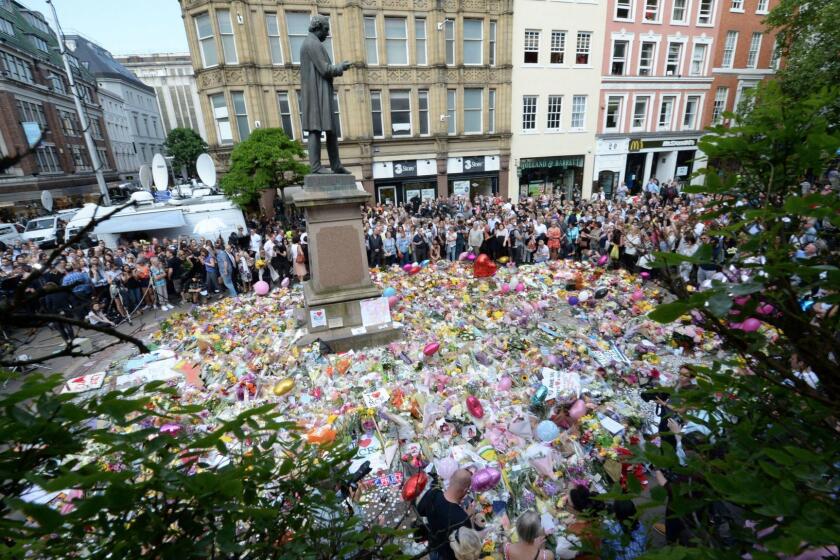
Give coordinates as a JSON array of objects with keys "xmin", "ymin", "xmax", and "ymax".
[{"xmin": 547, "ymin": 221, "xmax": 563, "ymax": 260}]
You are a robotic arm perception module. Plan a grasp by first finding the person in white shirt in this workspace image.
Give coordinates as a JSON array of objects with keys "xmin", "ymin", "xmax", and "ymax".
[{"xmin": 249, "ymin": 228, "xmax": 262, "ymax": 254}]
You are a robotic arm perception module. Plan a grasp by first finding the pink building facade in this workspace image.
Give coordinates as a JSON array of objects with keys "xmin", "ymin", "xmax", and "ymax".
[{"xmin": 593, "ymin": 0, "xmax": 720, "ymax": 194}]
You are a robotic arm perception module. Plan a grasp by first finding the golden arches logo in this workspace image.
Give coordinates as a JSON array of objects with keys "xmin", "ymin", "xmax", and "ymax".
[{"xmin": 629, "ymin": 139, "xmax": 644, "ymax": 152}]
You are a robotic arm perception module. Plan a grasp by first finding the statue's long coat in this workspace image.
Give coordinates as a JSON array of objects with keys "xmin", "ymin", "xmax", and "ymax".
[{"xmin": 299, "ymin": 32, "xmax": 343, "ymax": 132}]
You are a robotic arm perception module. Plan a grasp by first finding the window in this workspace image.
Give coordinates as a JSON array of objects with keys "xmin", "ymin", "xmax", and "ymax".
[
  {"xmin": 132, "ymin": 113, "xmax": 140, "ymax": 135},
  {"xmin": 770, "ymin": 37, "xmax": 780, "ymax": 69},
  {"xmin": 71, "ymin": 145, "xmax": 91, "ymax": 172},
  {"xmin": 712, "ymin": 87, "xmax": 728, "ymax": 123},
  {"xmin": 144, "ymin": 117, "xmax": 150, "ymax": 136},
  {"xmin": 446, "ymin": 89, "xmax": 456, "ymax": 134},
  {"xmin": 444, "ymin": 20, "xmax": 455, "ymax": 65},
  {"xmin": 522, "ymin": 95, "xmax": 537, "ymax": 131},
  {"xmin": 464, "ymin": 88, "xmax": 482, "ymax": 133},
  {"xmin": 489, "ymin": 21, "xmax": 497, "ymax": 65},
  {"xmin": 17, "ymin": 100, "xmax": 47, "ymax": 127},
  {"xmin": 615, "ymin": 0, "xmax": 633, "ymax": 19},
  {"xmin": 683, "ymin": 95, "xmax": 700, "ymax": 129},
  {"xmin": 550, "ymin": 31, "xmax": 566, "ymax": 64},
  {"xmin": 546, "ymin": 95, "xmax": 563, "ymax": 130},
  {"xmin": 524, "ymin": 30, "xmax": 540, "ymax": 63},
  {"xmin": 96, "ymin": 148, "xmax": 110, "ymax": 170},
  {"xmin": 418, "ymin": 89, "xmax": 429, "ymax": 135},
  {"xmin": 195, "ymin": 13, "xmax": 218, "ymax": 67},
  {"xmin": 1, "ymin": 51, "xmax": 34, "ymax": 83},
  {"xmin": 362, "ymin": 16, "xmax": 378, "ymax": 65},
  {"xmin": 265, "ymin": 13, "xmax": 284, "ymax": 64},
  {"xmin": 30, "ymin": 35, "xmax": 48, "ymax": 52},
  {"xmin": 276, "ymin": 91, "xmax": 294, "ymax": 139},
  {"xmin": 605, "ymin": 96, "xmax": 623, "ymax": 130},
  {"xmin": 36, "ymin": 145, "xmax": 61, "ymax": 173},
  {"xmin": 644, "ymin": 0, "xmax": 661, "ymax": 22},
  {"xmin": 575, "ymin": 32, "xmax": 591, "ymax": 65},
  {"xmin": 631, "ymin": 96, "xmax": 649, "ymax": 129},
  {"xmin": 216, "ymin": 10, "xmax": 237, "ymax": 64},
  {"xmin": 389, "ymin": 89, "xmax": 411, "ymax": 136},
  {"xmin": 571, "ymin": 95, "xmax": 587, "ymax": 129},
  {"xmin": 369, "ymin": 90, "xmax": 383, "ymax": 137},
  {"xmin": 91, "ymin": 118, "xmax": 103, "ymax": 139},
  {"xmin": 697, "ymin": 0, "xmax": 714, "ymax": 24},
  {"xmin": 690, "ymin": 43, "xmax": 707, "ymax": 75},
  {"xmin": 0, "ymin": 17, "xmax": 14, "ymax": 35},
  {"xmin": 747, "ymin": 32, "xmax": 762, "ymax": 68},
  {"xmin": 488, "ymin": 89, "xmax": 496, "ymax": 133},
  {"xmin": 210, "ymin": 93, "xmax": 232, "ymax": 144},
  {"xmin": 670, "ymin": 0, "xmax": 688, "ymax": 22},
  {"xmin": 722, "ymin": 31, "xmax": 738, "ymax": 68},
  {"xmin": 665, "ymin": 42, "xmax": 682, "ymax": 75},
  {"xmin": 731, "ymin": 0, "xmax": 743, "ymax": 8},
  {"xmin": 638, "ymin": 42, "xmax": 655, "ymax": 75},
  {"xmin": 385, "ymin": 17, "xmax": 407, "ymax": 65},
  {"xmin": 50, "ymin": 75, "xmax": 65, "ymax": 94},
  {"xmin": 415, "ymin": 18, "xmax": 427, "ymax": 65},
  {"xmin": 756, "ymin": 0, "xmax": 769, "ymax": 13},
  {"xmin": 23, "ymin": 12, "xmax": 49, "ymax": 33},
  {"xmin": 286, "ymin": 12, "xmax": 310, "ymax": 64},
  {"xmin": 611, "ymin": 40, "xmax": 629, "ymax": 75},
  {"xmin": 231, "ymin": 91, "xmax": 249, "ymax": 141},
  {"xmin": 463, "ymin": 19, "xmax": 483, "ymax": 65},
  {"xmin": 658, "ymin": 95, "xmax": 675, "ymax": 129}
]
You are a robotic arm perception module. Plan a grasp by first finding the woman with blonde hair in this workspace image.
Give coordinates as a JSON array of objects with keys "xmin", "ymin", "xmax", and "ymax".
[
  {"xmin": 449, "ymin": 526, "xmax": 484, "ymax": 560},
  {"xmin": 504, "ymin": 511, "xmax": 554, "ymax": 560}
]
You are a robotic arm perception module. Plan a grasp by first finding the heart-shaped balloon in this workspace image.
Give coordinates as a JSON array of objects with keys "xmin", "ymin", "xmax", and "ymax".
[
  {"xmin": 473, "ymin": 254, "xmax": 497, "ymax": 278},
  {"xmin": 402, "ymin": 471, "xmax": 429, "ymax": 501},
  {"xmin": 471, "ymin": 467, "xmax": 501, "ymax": 492},
  {"xmin": 466, "ymin": 395, "xmax": 484, "ymax": 418},
  {"xmin": 423, "ymin": 342, "xmax": 440, "ymax": 356}
]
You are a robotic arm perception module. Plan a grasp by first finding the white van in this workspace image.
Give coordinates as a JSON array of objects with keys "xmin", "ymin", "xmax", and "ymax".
[
  {"xmin": 21, "ymin": 216, "xmax": 65, "ymax": 248},
  {"xmin": 0, "ymin": 223, "xmax": 23, "ymax": 246}
]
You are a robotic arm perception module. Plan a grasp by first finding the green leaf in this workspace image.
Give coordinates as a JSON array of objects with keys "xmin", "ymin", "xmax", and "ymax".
[{"xmin": 648, "ymin": 301, "xmax": 691, "ymax": 323}]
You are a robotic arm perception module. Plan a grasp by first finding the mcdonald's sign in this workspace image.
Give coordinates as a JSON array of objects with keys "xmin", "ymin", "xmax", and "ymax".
[{"xmin": 628, "ymin": 138, "xmax": 644, "ymax": 152}]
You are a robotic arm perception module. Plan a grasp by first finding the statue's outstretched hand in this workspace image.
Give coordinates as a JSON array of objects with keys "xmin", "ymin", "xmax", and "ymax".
[{"xmin": 339, "ymin": 61, "xmax": 352, "ymax": 72}]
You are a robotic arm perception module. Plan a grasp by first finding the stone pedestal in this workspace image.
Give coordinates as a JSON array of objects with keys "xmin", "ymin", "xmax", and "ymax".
[{"xmin": 292, "ymin": 174, "xmax": 401, "ymax": 352}]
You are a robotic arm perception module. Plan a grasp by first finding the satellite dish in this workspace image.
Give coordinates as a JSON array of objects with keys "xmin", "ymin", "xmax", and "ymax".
[
  {"xmin": 139, "ymin": 164, "xmax": 153, "ymax": 191},
  {"xmin": 152, "ymin": 153, "xmax": 169, "ymax": 191},
  {"xmin": 41, "ymin": 190, "xmax": 53, "ymax": 213},
  {"xmin": 196, "ymin": 153, "xmax": 216, "ymax": 187}
]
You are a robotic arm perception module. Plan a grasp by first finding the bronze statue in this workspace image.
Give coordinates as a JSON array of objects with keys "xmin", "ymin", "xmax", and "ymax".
[{"xmin": 299, "ymin": 15, "xmax": 351, "ymax": 174}]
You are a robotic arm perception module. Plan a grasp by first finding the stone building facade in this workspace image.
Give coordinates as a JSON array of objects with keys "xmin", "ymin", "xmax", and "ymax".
[{"xmin": 178, "ymin": 0, "xmax": 513, "ymax": 202}]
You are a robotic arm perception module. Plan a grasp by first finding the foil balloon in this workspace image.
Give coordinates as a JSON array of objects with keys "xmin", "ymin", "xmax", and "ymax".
[
  {"xmin": 740, "ymin": 318, "xmax": 761, "ymax": 332},
  {"xmin": 272, "ymin": 378, "xmax": 295, "ymax": 396},
  {"xmin": 579, "ymin": 290, "xmax": 591, "ymax": 302},
  {"xmin": 387, "ymin": 295, "xmax": 399, "ymax": 308},
  {"xmin": 402, "ymin": 263, "xmax": 413, "ymax": 272},
  {"xmin": 471, "ymin": 467, "xmax": 501, "ymax": 492},
  {"xmin": 594, "ymin": 287, "xmax": 609, "ymax": 299},
  {"xmin": 473, "ymin": 254, "xmax": 498, "ymax": 278},
  {"xmin": 409, "ymin": 265, "xmax": 421, "ymax": 275},
  {"xmin": 569, "ymin": 399, "xmax": 587, "ymax": 421},
  {"xmin": 423, "ymin": 342, "xmax": 440, "ymax": 356},
  {"xmin": 531, "ymin": 385, "xmax": 548, "ymax": 407},
  {"xmin": 435, "ymin": 458, "xmax": 458, "ymax": 481},
  {"xmin": 467, "ymin": 253, "xmax": 477, "ymax": 261},
  {"xmin": 254, "ymin": 280, "xmax": 270, "ymax": 296},
  {"xmin": 280, "ymin": 276, "xmax": 290, "ymax": 288},
  {"xmin": 640, "ymin": 271, "xmax": 651, "ymax": 280},
  {"xmin": 466, "ymin": 395, "xmax": 484, "ymax": 418},
  {"xmin": 498, "ymin": 256, "xmax": 510, "ymax": 264},
  {"xmin": 567, "ymin": 296, "xmax": 579, "ymax": 306},
  {"xmin": 536, "ymin": 420, "xmax": 560, "ymax": 442},
  {"xmin": 598, "ymin": 255, "xmax": 608, "ymax": 266},
  {"xmin": 421, "ymin": 260, "xmax": 430, "ymax": 268},
  {"xmin": 383, "ymin": 287, "xmax": 397, "ymax": 297},
  {"xmin": 402, "ymin": 471, "xmax": 429, "ymax": 501},
  {"xmin": 458, "ymin": 251, "xmax": 469, "ymax": 261}
]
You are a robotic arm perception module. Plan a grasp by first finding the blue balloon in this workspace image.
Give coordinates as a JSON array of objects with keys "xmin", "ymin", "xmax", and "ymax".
[
  {"xmin": 421, "ymin": 259, "xmax": 430, "ymax": 268},
  {"xmin": 383, "ymin": 287, "xmax": 397, "ymax": 298},
  {"xmin": 536, "ymin": 420, "xmax": 560, "ymax": 442}
]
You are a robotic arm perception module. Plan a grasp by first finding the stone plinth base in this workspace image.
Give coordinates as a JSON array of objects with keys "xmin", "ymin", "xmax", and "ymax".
[{"xmin": 292, "ymin": 174, "xmax": 401, "ymax": 351}]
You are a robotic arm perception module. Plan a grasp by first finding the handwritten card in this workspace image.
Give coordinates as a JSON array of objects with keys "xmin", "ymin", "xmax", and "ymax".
[{"xmin": 360, "ymin": 297, "xmax": 391, "ymax": 327}]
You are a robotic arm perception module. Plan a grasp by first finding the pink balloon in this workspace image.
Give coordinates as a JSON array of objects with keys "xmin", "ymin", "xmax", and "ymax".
[
  {"xmin": 387, "ymin": 295, "xmax": 399, "ymax": 308},
  {"xmin": 436, "ymin": 458, "xmax": 458, "ymax": 481},
  {"xmin": 423, "ymin": 342, "xmax": 440, "ymax": 356},
  {"xmin": 640, "ymin": 271, "xmax": 650, "ymax": 280},
  {"xmin": 471, "ymin": 467, "xmax": 501, "ymax": 491},
  {"xmin": 467, "ymin": 253, "xmax": 477, "ymax": 261},
  {"xmin": 403, "ymin": 263, "xmax": 413, "ymax": 272},
  {"xmin": 458, "ymin": 251, "xmax": 469, "ymax": 261},
  {"xmin": 500, "ymin": 284, "xmax": 510, "ymax": 294},
  {"xmin": 598, "ymin": 255, "xmax": 608, "ymax": 266},
  {"xmin": 498, "ymin": 375, "xmax": 512, "ymax": 391},
  {"xmin": 466, "ymin": 395, "xmax": 484, "ymax": 419},
  {"xmin": 280, "ymin": 277, "xmax": 290, "ymax": 288},
  {"xmin": 741, "ymin": 318, "xmax": 762, "ymax": 332},
  {"xmin": 254, "ymin": 280, "xmax": 270, "ymax": 296},
  {"xmin": 758, "ymin": 303, "xmax": 775, "ymax": 315},
  {"xmin": 515, "ymin": 282, "xmax": 525, "ymax": 293},
  {"xmin": 569, "ymin": 399, "xmax": 587, "ymax": 421}
]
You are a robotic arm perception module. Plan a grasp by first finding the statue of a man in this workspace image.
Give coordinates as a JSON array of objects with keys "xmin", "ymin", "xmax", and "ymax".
[{"xmin": 299, "ymin": 15, "xmax": 351, "ymax": 174}]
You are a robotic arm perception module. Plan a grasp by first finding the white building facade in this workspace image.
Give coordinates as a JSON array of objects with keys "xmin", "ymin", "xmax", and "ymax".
[
  {"xmin": 115, "ymin": 53, "xmax": 208, "ymax": 142},
  {"xmin": 98, "ymin": 87, "xmax": 138, "ymax": 179},
  {"xmin": 509, "ymin": 0, "xmax": 607, "ymax": 200},
  {"xmin": 97, "ymin": 78, "xmax": 165, "ymax": 167}
]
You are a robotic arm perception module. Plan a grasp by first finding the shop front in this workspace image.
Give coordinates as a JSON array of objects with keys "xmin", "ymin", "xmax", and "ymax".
[
  {"xmin": 447, "ymin": 155, "xmax": 500, "ymax": 200},
  {"xmin": 516, "ymin": 155, "xmax": 585, "ymax": 199},
  {"xmin": 625, "ymin": 137, "xmax": 700, "ymax": 187},
  {"xmin": 372, "ymin": 158, "xmax": 438, "ymax": 205}
]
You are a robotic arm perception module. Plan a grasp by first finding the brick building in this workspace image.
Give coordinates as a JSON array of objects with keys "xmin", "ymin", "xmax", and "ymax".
[{"xmin": 0, "ymin": 1, "xmax": 117, "ymax": 217}]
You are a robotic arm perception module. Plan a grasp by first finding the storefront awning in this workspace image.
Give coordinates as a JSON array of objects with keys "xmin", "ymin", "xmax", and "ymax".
[{"xmin": 94, "ymin": 210, "xmax": 185, "ymax": 234}]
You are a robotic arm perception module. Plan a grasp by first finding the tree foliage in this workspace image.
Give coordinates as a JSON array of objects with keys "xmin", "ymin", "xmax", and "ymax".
[
  {"xmin": 220, "ymin": 128, "xmax": 308, "ymax": 210},
  {"xmin": 0, "ymin": 374, "xmax": 409, "ymax": 559},
  {"xmin": 164, "ymin": 128, "xmax": 208, "ymax": 178},
  {"xmin": 633, "ymin": 76, "xmax": 840, "ymax": 556}
]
